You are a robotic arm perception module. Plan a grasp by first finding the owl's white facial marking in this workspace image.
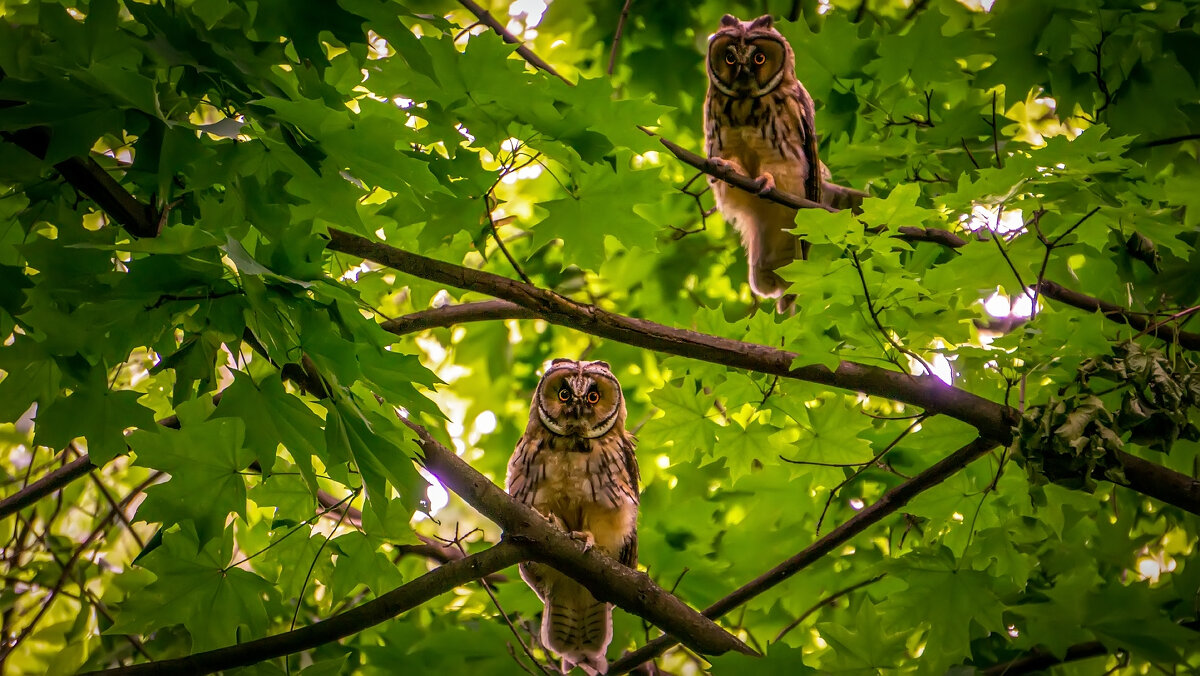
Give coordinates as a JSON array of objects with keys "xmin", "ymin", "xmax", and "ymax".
[{"xmin": 534, "ymin": 360, "xmax": 625, "ymax": 442}]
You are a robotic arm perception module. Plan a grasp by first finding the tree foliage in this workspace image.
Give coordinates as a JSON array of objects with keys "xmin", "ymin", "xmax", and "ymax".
[{"xmin": 1, "ymin": 0, "xmax": 1199, "ymax": 673}]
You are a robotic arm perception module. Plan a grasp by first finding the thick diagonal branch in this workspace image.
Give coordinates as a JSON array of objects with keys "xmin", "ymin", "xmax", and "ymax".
[
  {"xmin": 1036, "ymin": 280, "xmax": 1200, "ymax": 351},
  {"xmin": 380, "ymin": 299, "xmax": 534, "ymax": 333},
  {"xmin": 608, "ymin": 436, "xmax": 999, "ymax": 674},
  {"xmin": 401, "ymin": 418, "xmax": 756, "ymax": 658},
  {"xmin": 86, "ymin": 540, "xmax": 527, "ymax": 676}
]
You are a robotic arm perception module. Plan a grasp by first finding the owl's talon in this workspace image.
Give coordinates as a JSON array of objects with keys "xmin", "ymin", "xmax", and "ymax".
[
  {"xmin": 544, "ymin": 513, "xmax": 568, "ymax": 531},
  {"xmin": 568, "ymin": 530, "xmax": 596, "ymax": 552},
  {"xmin": 709, "ymin": 156, "xmax": 743, "ymax": 175},
  {"xmin": 754, "ymin": 172, "xmax": 777, "ymax": 194}
]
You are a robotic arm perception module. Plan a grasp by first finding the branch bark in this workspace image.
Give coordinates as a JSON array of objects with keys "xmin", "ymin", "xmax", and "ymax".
[
  {"xmin": 379, "ymin": 299, "xmax": 534, "ymax": 334},
  {"xmin": 327, "ymin": 229, "xmax": 1200, "ymax": 517},
  {"xmin": 456, "ymin": 0, "xmax": 571, "ymax": 85},
  {"xmin": 329, "ymin": 227, "xmax": 1014, "ymax": 437},
  {"xmin": 0, "ymin": 412, "xmax": 181, "ymax": 520},
  {"xmin": 1036, "ymin": 280, "xmax": 1200, "ymax": 351},
  {"xmin": 85, "ymin": 540, "xmax": 528, "ymax": 676},
  {"xmin": 980, "ymin": 641, "xmax": 1107, "ymax": 675},
  {"xmin": 402, "ymin": 418, "xmax": 757, "ymax": 658},
  {"xmin": 608, "ymin": 437, "xmax": 1000, "ymax": 674}
]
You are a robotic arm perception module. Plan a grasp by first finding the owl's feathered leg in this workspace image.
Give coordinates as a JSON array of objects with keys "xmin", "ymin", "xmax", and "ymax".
[
  {"xmin": 542, "ymin": 580, "xmax": 612, "ymax": 675},
  {"xmin": 743, "ymin": 202, "xmax": 800, "ymax": 302}
]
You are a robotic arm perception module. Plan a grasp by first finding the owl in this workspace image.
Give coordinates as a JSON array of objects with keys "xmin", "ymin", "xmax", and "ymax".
[
  {"xmin": 704, "ymin": 14, "xmax": 860, "ymax": 310},
  {"xmin": 506, "ymin": 359, "xmax": 639, "ymax": 675}
]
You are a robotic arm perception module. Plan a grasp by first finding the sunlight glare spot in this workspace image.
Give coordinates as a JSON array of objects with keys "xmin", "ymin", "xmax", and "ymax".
[
  {"xmin": 849, "ymin": 497, "xmax": 865, "ymax": 510},
  {"xmin": 508, "ymin": 0, "xmax": 548, "ymax": 27},
  {"xmin": 962, "ymin": 204, "xmax": 1025, "ymax": 235},
  {"xmin": 422, "ymin": 469, "xmax": 449, "ymax": 514},
  {"xmin": 656, "ymin": 454, "xmax": 671, "ymax": 469},
  {"xmin": 952, "ymin": 512, "xmax": 964, "ymax": 522},
  {"xmin": 1010, "ymin": 293, "xmax": 1034, "ymax": 318},
  {"xmin": 983, "ymin": 292, "xmax": 1011, "ymax": 317},
  {"xmin": 1007, "ymin": 624, "xmax": 1019, "ymax": 638},
  {"xmin": 475, "ymin": 410, "xmax": 497, "ymax": 435},
  {"xmin": 912, "ymin": 351, "xmax": 954, "ymax": 385}
]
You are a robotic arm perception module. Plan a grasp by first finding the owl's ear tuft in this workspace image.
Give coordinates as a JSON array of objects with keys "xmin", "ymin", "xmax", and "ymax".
[
  {"xmin": 588, "ymin": 360, "xmax": 612, "ymax": 371},
  {"xmin": 720, "ymin": 14, "xmax": 740, "ymax": 27},
  {"xmin": 550, "ymin": 358, "xmax": 575, "ymax": 365},
  {"xmin": 750, "ymin": 14, "xmax": 774, "ymax": 30}
]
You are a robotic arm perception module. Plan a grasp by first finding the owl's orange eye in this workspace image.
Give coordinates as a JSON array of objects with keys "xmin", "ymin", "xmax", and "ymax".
[
  {"xmin": 725, "ymin": 53, "xmax": 736, "ymax": 65},
  {"xmin": 587, "ymin": 391, "xmax": 600, "ymax": 404},
  {"xmin": 754, "ymin": 52, "xmax": 766, "ymax": 65},
  {"xmin": 558, "ymin": 388, "xmax": 571, "ymax": 402}
]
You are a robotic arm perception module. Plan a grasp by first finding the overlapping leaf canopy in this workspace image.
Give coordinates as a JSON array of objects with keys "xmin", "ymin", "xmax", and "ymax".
[{"xmin": 1, "ymin": 0, "xmax": 1199, "ymax": 673}]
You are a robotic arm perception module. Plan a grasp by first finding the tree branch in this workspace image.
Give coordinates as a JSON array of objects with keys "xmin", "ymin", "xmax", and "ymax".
[
  {"xmin": 608, "ymin": 437, "xmax": 1001, "ymax": 674},
  {"xmin": 1036, "ymin": 280, "xmax": 1200, "ymax": 350},
  {"xmin": 607, "ymin": 0, "xmax": 635, "ymax": 76},
  {"xmin": 1, "ymin": 127, "xmax": 159, "ymax": 238},
  {"xmin": 0, "ymin": 412, "xmax": 181, "ymax": 520},
  {"xmin": 328, "ymin": 227, "xmax": 1014, "ymax": 438},
  {"xmin": 456, "ymin": 0, "xmax": 571, "ymax": 85},
  {"xmin": 380, "ymin": 300, "xmax": 535, "ymax": 334},
  {"xmin": 85, "ymin": 540, "xmax": 528, "ymax": 676},
  {"xmin": 325, "ymin": 228, "xmax": 1200, "ymax": 516},
  {"xmin": 654, "ymin": 135, "xmax": 836, "ymax": 213},
  {"xmin": 402, "ymin": 417, "xmax": 757, "ymax": 658},
  {"xmin": 981, "ymin": 641, "xmax": 1107, "ymax": 675}
]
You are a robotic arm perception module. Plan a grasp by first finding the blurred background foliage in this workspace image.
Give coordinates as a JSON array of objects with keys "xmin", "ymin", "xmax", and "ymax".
[{"xmin": 1, "ymin": 0, "xmax": 1199, "ymax": 673}]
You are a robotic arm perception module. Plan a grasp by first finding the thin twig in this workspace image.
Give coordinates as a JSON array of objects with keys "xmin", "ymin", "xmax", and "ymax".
[
  {"xmin": 986, "ymin": 205, "xmax": 1030, "ymax": 297},
  {"xmin": 484, "ymin": 195, "xmax": 534, "ymax": 285},
  {"xmin": 989, "ymin": 91, "xmax": 1003, "ymax": 169},
  {"xmin": 813, "ymin": 415, "xmax": 927, "ymax": 534},
  {"xmin": 607, "ymin": 0, "xmax": 635, "ymax": 76},
  {"xmin": 286, "ymin": 491, "xmax": 356, "ymax": 674},
  {"xmin": 773, "ymin": 573, "xmax": 886, "ymax": 642},
  {"xmin": 450, "ymin": 531, "xmax": 551, "ymax": 676},
  {"xmin": 0, "ymin": 473, "xmax": 159, "ymax": 660},
  {"xmin": 850, "ymin": 250, "xmax": 933, "ymax": 375},
  {"xmin": 961, "ymin": 138, "xmax": 981, "ymax": 169},
  {"xmin": 457, "ymin": 0, "xmax": 571, "ymax": 85}
]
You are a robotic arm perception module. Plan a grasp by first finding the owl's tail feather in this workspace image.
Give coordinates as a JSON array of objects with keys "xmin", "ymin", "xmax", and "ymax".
[{"xmin": 542, "ymin": 586, "xmax": 612, "ymax": 675}]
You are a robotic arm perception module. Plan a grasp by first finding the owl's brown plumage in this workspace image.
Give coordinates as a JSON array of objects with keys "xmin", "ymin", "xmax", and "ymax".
[
  {"xmin": 704, "ymin": 14, "xmax": 860, "ymax": 310},
  {"xmin": 506, "ymin": 359, "xmax": 639, "ymax": 675}
]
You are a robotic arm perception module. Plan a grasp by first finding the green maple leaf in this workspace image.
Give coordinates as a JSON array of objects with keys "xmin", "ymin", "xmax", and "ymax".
[
  {"xmin": 212, "ymin": 371, "xmax": 326, "ymax": 487},
  {"xmin": 817, "ymin": 601, "xmax": 909, "ymax": 672},
  {"xmin": 716, "ymin": 418, "xmax": 782, "ymax": 482},
  {"xmin": 324, "ymin": 397, "xmax": 427, "ymax": 517},
  {"xmin": 888, "ymin": 547, "xmax": 1006, "ymax": 674},
  {"xmin": 531, "ymin": 160, "xmax": 662, "ymax": 270},
  {"xmin": 249, "ymin": 470, "xmax": 317, "ymax": 526},
  {"xmin": 0, "ymin": 339, "xmax": 61, "ymax": 423},
  {"xmin": 638, "ymin": 377, "xmax": 721, "ymax": 462},
  {"xmin": 785, "ymin": 399, "xmax": 874, "ymax": 466},
  {"xmin": 708, "ymin": 642, "xmax": 815, "ymax": 674},
  {"xmin": 107, "ymin": 524, "xmax": 279, "ymax": 652},
  {"xmin": 129, "ymin": 418, "xmax": 253, "ymax": 545},
  {"xmin": 857, "ymin": 183, "xmax": 928, "ymax": 231},
  {"xmin": 328, "ymin": 532, "xmax": 405, "ymax": 600},
  {"xmin": 34, "ymin": 370, "xmax": 157, "ymax": 463}
]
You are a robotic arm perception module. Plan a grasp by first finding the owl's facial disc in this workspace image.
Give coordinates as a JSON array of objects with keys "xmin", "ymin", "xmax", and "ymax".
[
  {"xmin": 709, "ymin": 33, "xmax": 787, "ymax": 98},
  {"xmin": 536, "ymin": 364, "xmax": 623, "ymax": 439}
]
